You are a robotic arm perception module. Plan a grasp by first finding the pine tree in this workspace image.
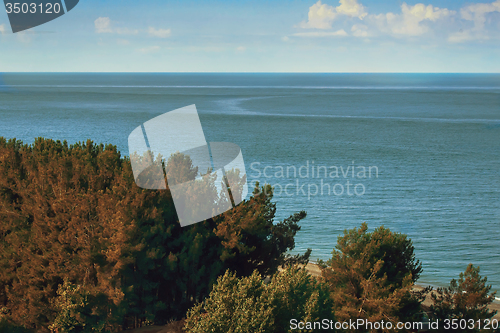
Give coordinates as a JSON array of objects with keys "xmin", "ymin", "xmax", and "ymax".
[
  {"xmin": 0, "ymin": 137, "xmax": 310, "ymax": 331},
  {"xmin": 430, "ymin": 264, "xmax": 497, "ymax": 332},
  {"xmin": 321, "ymin": 223, "xmax": 423, "ymax": 332},
  {"xmin": 214, "ymin": 182, "xmax": 309, "ymax": 277}
]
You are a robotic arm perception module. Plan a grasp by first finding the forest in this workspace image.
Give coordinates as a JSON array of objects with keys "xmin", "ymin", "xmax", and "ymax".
[{"xmin": 0, "ymin": 137, "xmax": 497, "ymax": 333}]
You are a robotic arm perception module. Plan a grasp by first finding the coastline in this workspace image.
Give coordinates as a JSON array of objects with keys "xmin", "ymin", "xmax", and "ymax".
[{"xmin": 304, "ymin": 262, "xmax": 500, "ymax": 320}]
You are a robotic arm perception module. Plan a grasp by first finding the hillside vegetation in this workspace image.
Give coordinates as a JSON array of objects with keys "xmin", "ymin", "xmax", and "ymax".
[{"xmin": 0, "ymin": 137, "xmax": 496, "ymax": 333}]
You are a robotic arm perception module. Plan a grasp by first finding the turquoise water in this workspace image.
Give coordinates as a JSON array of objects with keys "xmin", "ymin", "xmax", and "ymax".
[{"xmin": 1, "ymin": 73, "xmax": 499, "ymax": 292}]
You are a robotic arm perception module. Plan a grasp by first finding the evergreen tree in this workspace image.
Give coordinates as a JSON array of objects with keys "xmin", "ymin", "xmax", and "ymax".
[
  {"xmin": 0, "ymin": 137, "xmax": 309, "ymax": 331},
  {"xmin": 214, "ymin": 182, "xmax": 310, "ymax": 277},
  {"xmin": 430, "ymin": 264, "xmax": 497, "ymax": 333},
  {"xmin": 321, "ymin": 223, "xmax": 423, "ymax": 332}
]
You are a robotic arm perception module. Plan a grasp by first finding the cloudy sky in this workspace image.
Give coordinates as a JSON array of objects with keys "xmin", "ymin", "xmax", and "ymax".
[{"xmin": 0, "ymin": 0, "xmax": 499, "ymax": 72}]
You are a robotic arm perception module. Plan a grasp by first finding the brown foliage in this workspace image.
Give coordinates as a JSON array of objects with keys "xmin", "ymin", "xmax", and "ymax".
[
  {"xmin": 0, "ymin": 137, "xmax": 308, "ymax": 331},
  {"xmin": 430, "ymin": 264, "xmax": 497, "ymax": 332},
  {"xmin": 321, "ymin": 223, "xmax": 423, "ymax": 332}
]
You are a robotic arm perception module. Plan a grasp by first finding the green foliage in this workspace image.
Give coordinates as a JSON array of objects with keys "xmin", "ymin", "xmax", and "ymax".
[
  {"xmin": 331, "ymin": 222, "xmax": 422, "ymax": 286},
  {"xmin": 429, "ymin": 264, "xmax": 497, "ymax": 332},
  {"xmin": 0, "ymin": 137, "xmax": 308, "ymax": 331},
  {"xmin": 185, "ymin": 266, "xmax": 334, "ymax": 333},
  {"xmin": 48, "ymin": 279, "xmax": 110, "ymax": 333},
  {"xmin": 214, "ymin": 182, "xmax": 310, "ymax": 277},
  {"xmin": 321, "ymin": 223, "xmax": 423, "ymax": 330},
  {"xmin": 0, "ymin": 321, "xmax": 32, "ymax": 333}
]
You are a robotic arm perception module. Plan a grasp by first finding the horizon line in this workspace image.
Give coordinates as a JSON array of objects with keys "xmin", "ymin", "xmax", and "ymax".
[{"xmin": 1, "ymin": 71, "xmax": 500, "ymax": 74}]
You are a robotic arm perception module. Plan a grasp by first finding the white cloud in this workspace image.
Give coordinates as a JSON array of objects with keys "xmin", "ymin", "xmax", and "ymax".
[
  {"xmin": 236, "ymin": 46, "xmax": 246, "ymax": 52},
  {"xmin": 460, "ymin": 0, "xmax": 500, "ymax": 30},
  {"xmin": 138, "ymin": 46, "xmax": 160, "ymax": 54},
  {"xmin": 95, "ymin": 17, "xmax": 113, "ymax": 33},
  {"xmin": 447, "ymin": 28, "xmax": 495, "ymax": 43},
  {"xmin": 336, "ymin": 0, "xmax": 367, "ymax": 19},
  {"xmin": 282, "ymin": 36, "xmax": 290, "ymax": 42},
  {"xmin": 396, "ymin": 3, "xmax": 453, "ymax": 35},
  {"xmin": 351, "ymin": 24, "xmax": 369, "ymax": 37},
  {"xmin": 0, "ymin": 24, "xmax": 5, "ymax": 35},
  {"xmin": 299, "ymin": 1, "xmax": 337, "ymax": 29},
  {"xmin": 293, "ymin": 29, "xmax": 348, "ymax": 37},
  {"xmin": 299, "ymin": 0, "xmax": 366, "ymax": 29},
  {"xmin": 447, "ymin": 30, "xmax": 475, "ymax": 43},
  {"xmin": 295, "ymin": 0, "xmax": 499, "ymax": 44},
  {"xmin": 148, "ymin": 27, "xmax": 171, "ymax": 38},
  {"xmin": 371, "ymin": 3, "xmax": 454, "ymax": 36},
  {"xmin": 445, "ymin": 0, "xmax": 500, "ymax": 43},
  {"xmin": 95, "ymin": 17, "xmax": 138, "ymax": 35}
]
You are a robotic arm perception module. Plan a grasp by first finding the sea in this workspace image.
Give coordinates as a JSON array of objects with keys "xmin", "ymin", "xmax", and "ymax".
[{"xmin": 1, "ymin": 73, "xmax": 499, "ymax": 294}]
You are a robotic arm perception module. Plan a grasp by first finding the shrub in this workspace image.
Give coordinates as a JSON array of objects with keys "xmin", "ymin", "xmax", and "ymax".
[
  {"xmin": 185, "ymin": 266, "xmax": 334, "ymax": 333},
  {"xmin": 48, "ymin": 279, "xmax": 111, "ymax": 333},
  {"xmin": 430, "ymin": 264, "xmax": 497, "ymax": 332}
]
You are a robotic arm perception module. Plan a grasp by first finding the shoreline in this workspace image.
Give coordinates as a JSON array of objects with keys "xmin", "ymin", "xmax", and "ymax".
[
  {"xmin": 304, "ymin": 262, "xmax": 500, "ymax": 320},
  {"xmin": 307, "ymin": 260, "xmax": 499, "ymax": 295}
]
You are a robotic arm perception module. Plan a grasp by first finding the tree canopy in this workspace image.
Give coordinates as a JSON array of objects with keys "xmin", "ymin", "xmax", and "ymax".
[
  {"xmin": 0, "ymin": 137, "xmax": 309, "ymax": 332},
  {"xmin": 185, "ymin": 266, "xmax": 333, "ymax": 333},
  {"xmin": 320, "ymin": 223, "xmax": 424, "ymax": 331},
  {"xmin": 430, "ymin": 264, "xmax": 497, "ymax": 332}
]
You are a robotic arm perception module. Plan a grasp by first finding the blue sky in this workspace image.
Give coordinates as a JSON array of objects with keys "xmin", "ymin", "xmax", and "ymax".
[{"xmin": 0, "ymin": 0, "xmax": 499, "ymax": 72}]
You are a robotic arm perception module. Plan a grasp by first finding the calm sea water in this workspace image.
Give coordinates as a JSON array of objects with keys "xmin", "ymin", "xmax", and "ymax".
[{"xmin": 1, "ymin": 73, "xmax": 499, "ymax": 293}]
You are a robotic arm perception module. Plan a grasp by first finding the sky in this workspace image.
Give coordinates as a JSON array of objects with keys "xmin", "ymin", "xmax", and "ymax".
[{"xmin": 0, "ymin": 0, "xmax": 499, "ymax": 72}]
